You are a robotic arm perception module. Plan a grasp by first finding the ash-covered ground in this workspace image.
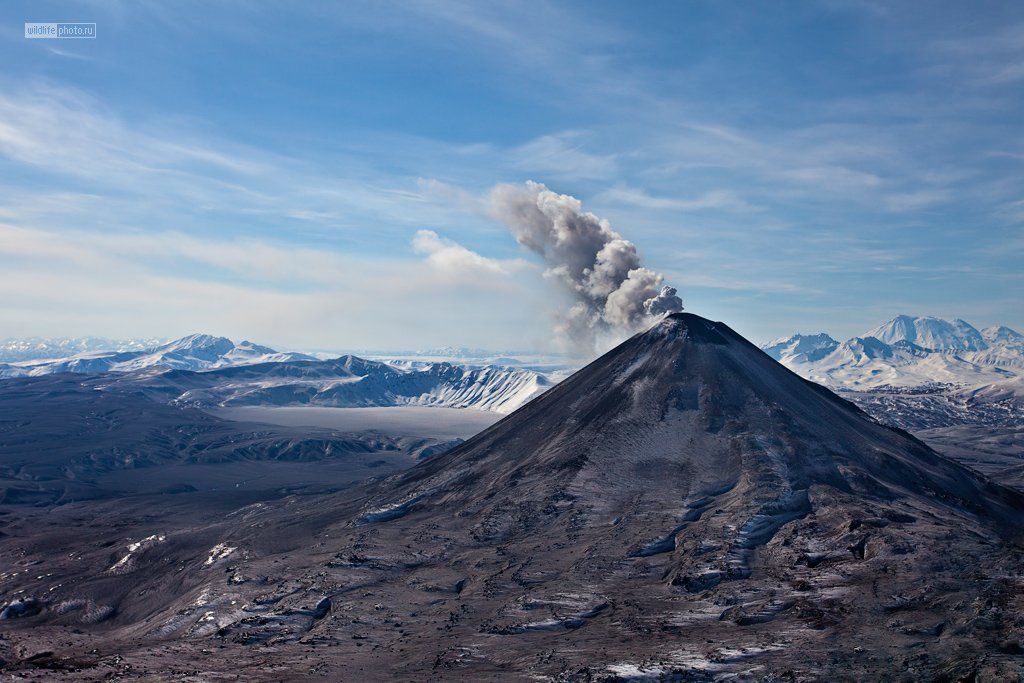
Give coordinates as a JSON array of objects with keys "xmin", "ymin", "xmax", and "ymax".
[{"xmin": 2, "ymin": 316, "xmax": 1024, "ymax": 681}]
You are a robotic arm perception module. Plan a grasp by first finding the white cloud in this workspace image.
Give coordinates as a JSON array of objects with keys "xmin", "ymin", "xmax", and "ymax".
[
  {"xmin": 883, "ymin": 189, "xmax": 949, "ymax": 212},
  {"xmin": 412, "ymin": 229, "xmax": 527, "ymax": 276},
  {"xmin": 930, "ymin": 22, "xmax": 1024, "ymax": 85},
  {"xmin": 414, "ymin": 178, "xmax": 485, "ymax": 214},
  {"xmin": 0, "ymin": 82, "xmax": 460, "ymax": 237},
  {"xmin": 0, "ymin": 85, "xmax": 263, "ymax": 186},
  {"xmin": 510, "ymin": 132, "xmax": 617, "ymax": 180},
  {"xmin": 598, "ymin": 186, "xmax": 759, "ymax": 213}
]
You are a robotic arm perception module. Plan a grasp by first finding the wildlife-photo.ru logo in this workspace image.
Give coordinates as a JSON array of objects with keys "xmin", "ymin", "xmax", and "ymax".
[{"xmin": 25, "ymin": 22, "xmax": 96, "ymax": 39}]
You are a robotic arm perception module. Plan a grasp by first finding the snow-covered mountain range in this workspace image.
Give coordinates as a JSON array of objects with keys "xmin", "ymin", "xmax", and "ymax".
[
  {"xmin": 0, "ymin": 334, "xmax": 317, "ymax": 377},
  {"xmin": 0, "ymin": 333, "xmax": 553, "ymax": 414},
  {"xmin": 763, "ymin": 315, "xmax": 1024, "ymax": 390},
  {"xmin": 4, "ymin": 317, "xmax": 1019, "ymax": 424},
  {"xmin": 0, "ymin": 336, "xmax": 168, "ymax": 363},
  {"xmin": 762, "ymin": 315, "xmax": 1024, "ymax": 430}
]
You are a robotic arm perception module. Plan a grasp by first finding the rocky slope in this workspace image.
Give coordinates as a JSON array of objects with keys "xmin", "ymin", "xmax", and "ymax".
[{"xmin": 3, "ymin": 313, "xmax": 1023, "ymax": 679}]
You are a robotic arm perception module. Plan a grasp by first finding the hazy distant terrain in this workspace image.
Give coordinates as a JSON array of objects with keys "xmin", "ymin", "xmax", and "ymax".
[
  {"xmin": 0, "ymin": 336, "xmax": 168, "ymax": 363},
  {"xmin": 914, "ymin": 425, "xmax": 1024, "ymax": 491}
]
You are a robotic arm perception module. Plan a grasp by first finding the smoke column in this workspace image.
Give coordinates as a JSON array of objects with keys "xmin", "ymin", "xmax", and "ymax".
[{"xmin": 489, "ymin": 181, "xmax": 683, "ymax": 354}]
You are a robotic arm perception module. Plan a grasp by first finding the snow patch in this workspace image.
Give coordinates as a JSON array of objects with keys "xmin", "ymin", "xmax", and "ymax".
[
  {"xmin": 204, "ymin": 543, "xmax": 237, "ymax": 566},
  {"xmin": 108, "ymin": 534, "xmax": 165, "ymax": 574}
]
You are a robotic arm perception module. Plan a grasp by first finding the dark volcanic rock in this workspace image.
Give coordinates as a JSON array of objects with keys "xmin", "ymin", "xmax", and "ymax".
[
  {"xmin": 3, "ymin": 313, "xmax": 1024, "ymax": 680},
  {"xmin": 0, "ymin": 597, "xmax": 41, "ymax": 620}
]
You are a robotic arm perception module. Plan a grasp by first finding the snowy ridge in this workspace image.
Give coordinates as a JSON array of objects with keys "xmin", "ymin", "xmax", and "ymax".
[
  {"xmin": 88, "ymin": 355, "xmax": 553, "ymax": 415},
  {"xmin": 761, "ymin": 332, "xmax": 838, "ymax": 364},
  {"xmin": 982, "ymin": 325, "xmax": 1024, "ymax": 348},
  {"xmin": 0, "ymin": 334, "xmax": 558, "ymax": 414},
  {"xmin": 398, "ymin": 363, "xmax": 551, "ymax": 412},
  {"xmin": 0, "ymin": 330, "xmax": 578, "ymax": 414}
]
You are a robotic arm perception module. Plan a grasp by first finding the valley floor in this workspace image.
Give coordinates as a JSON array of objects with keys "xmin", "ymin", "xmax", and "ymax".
[{"xmin": 210, "ymin": 405, "xmax": 502, "ymax": 440}]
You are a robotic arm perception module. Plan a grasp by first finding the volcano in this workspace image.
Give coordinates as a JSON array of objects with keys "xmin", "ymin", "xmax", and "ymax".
[
  {"xmin": 4, "ymin": 314, "xmax": 1024, "ymax": 680},
  {"xmin": 312, "ymin": 313, "xmax": 1023, "ymax": 678}
]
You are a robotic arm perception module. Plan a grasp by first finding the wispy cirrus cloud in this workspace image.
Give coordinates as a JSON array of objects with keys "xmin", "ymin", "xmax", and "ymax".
[
  {"xmin": 509, "ymin": 132, "xmax": 618, "ymax": 180},
  {"xmin": 597, "ymin": 185, "xmax": 759, "ymax": 213},
  {"xmin": 0, "ymin": 83, "xmax": 468, "ymax": 242},
  {"xmin": 1, "ymin": 0, "xmax": 1021, "ymax": 346},
  {"xmin": 0, "ymin": 222, "xmax": 546, "ymax": 348},
  {"xmin": 928, "ymin": 21, "xmax": 1024, "ymax": 85}
]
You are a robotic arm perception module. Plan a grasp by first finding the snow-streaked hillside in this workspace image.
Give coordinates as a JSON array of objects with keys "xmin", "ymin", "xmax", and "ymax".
[
  {"xmin": 797, "ymin": 337, "xmax": 1015, "ymax": 389},
  {"xmin": 90, "ymin": 355, "xmax": 552, "ymax": 414},
  {"xmin": 761, "ymin": 332, "xmax": 838, "ymax": 363},
  {"xmin": 843, "ymin": 378, "xmax": 1024, "ymax": 431}
]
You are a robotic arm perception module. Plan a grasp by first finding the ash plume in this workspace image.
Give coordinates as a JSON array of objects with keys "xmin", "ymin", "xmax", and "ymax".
[{"xmin": 489, "ymin": 181, "xmax": 682, "ymax": 354}]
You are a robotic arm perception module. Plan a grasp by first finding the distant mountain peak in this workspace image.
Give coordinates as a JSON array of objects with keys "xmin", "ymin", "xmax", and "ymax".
[
  {"xmin": 761, "ymin": 332, "xmax": 839, "ymax": 363},
  {"xmin": 839, "ymin": 335, "xmax": 895, "ymax": 358},
  {"xmin": 982, "ymin": 325, "xmax": 1024, "ymax": 346},
  {"xmin": 159, "ymin": 333, "xmax": 234, "ymax": 354},
  {"xmin": 0, "ymin": 336, "xmax": 167, "ymax": 363},
  {"xmin": 864, "ymin": 314, "xmax": 988, "ymax": 352}
]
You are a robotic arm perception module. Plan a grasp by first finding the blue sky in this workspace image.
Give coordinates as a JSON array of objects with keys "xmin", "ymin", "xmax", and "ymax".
[{"xmin": 1, "ymin": 1, "xmax": 1021, "ymax": 351}]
